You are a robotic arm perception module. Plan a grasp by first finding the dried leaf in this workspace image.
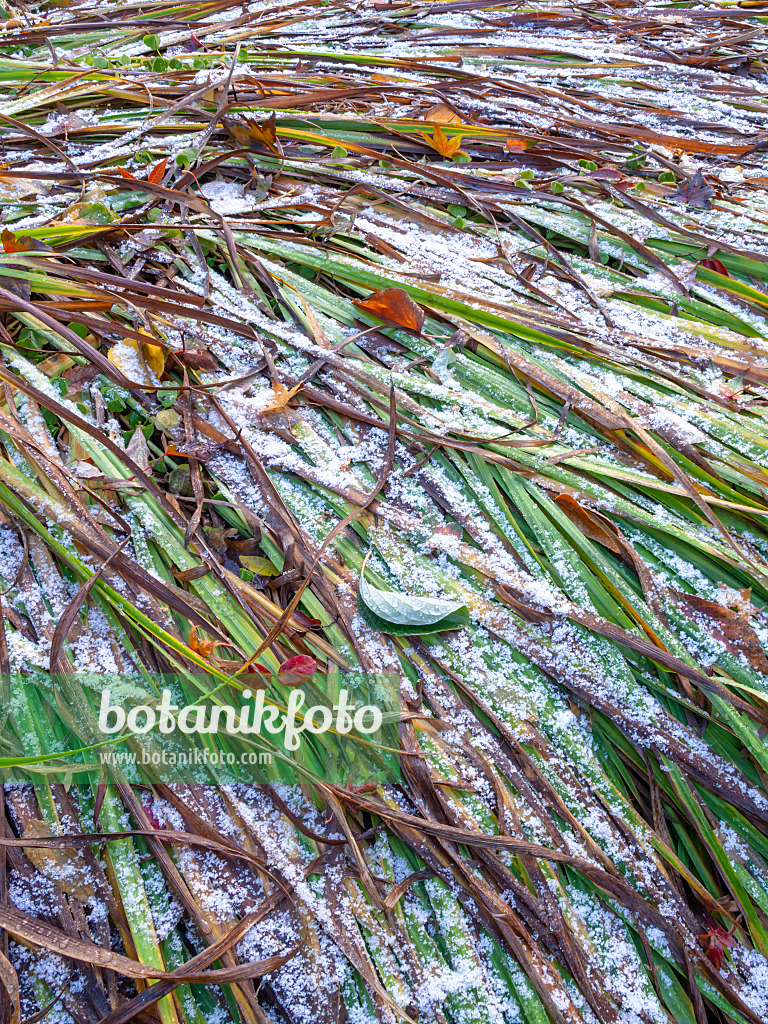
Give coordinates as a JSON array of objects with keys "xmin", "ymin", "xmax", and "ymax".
[
  {"xmin": 554, "ymin": 494, "xmax": 622, "ymax": 554},
  {"xmin": 424, "ymin": 103, "xmax": 461, "ymax": 124},
  {"xmin": 504, "ymin": 138, "xmax": 533, "ymax": 152},
  {"xmin": 674, "ymin": 169, "xmax": 715, "ymax": 210},
  {"xmin": 177, "ymin": 347, "xmax": 220, "ymax": 372},
  {"xmin": 165, "ymin": 438, "xmax": 231, "ymax": 462},
  {"xmin": 672, "ymin": 589, "xmax": 768, "ymax": 673},
  {"xmin": 189, "ymin": 626, "xmax": 234, "ymax": 661},
  {"xmin": 353, "ymin": 288, "xmax": 425, "ymax": 333},
  {"xmin": 173, "ymin": 565, "xmax": 210, "ymax": 582},
  {"xmin": 223, "ymin": 112, "xmax": 281, "ymax": 156},
  {"xmin": 71, "ymin": 460, "xmax": 103, "ymax": 479},
  {"xmin": 583, "ymin": 168, "xmax": 624, "ymax": 180},
  {"xmin": 700, "ymin": 257, "xmax": 730, "ymax": 277},
  {"xmin": 22, "ymin": 819, "xmax": 95, "ymax": 903},
  {"xmin": 1, "ymin": 229, "xmax": 32, "ymax": 254},
  {"xmin": 0, "ymin": 177, "xmax": 44, "ymax": 201},
  {"xmin": 126, "ymin": 426, "xmax": 151, "ymax": 472},
  {"xmin": 45, "ymin": 112, "xmax": 88, "ymax": 138},
  {"xmin": 258, "ymin": 379, "xmax": 303, "ymax": 414}
]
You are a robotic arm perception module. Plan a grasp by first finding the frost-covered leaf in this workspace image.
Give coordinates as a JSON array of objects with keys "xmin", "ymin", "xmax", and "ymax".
[
  {"xmin": 358, "ymin": 573, "xmax": 468, "ymax": 633},
  {"xmin": 674, "ymin": 169, "xmax": 715, "ymax": 210}
]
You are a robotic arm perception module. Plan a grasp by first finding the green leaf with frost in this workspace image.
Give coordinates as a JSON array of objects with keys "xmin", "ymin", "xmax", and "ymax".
[{"xmin": 358, "ymin": 570, "xmax": 468, "ymax": 634}]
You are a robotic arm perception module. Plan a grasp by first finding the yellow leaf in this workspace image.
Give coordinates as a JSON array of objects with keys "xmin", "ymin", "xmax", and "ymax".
[
  {"xmin": 107, "ymin": 336, "xmax": 165, "ymax": 388},
  {"xmin": 155, "ymin": 408, "xmax": 181, "ymax": 430},
  {"xmin": 141, "ymin": 340, "xmax": 165, "ymax": 379},
  {"xmin": 240, "ymin": 556, "xmax": 279, "ymax": 576}
]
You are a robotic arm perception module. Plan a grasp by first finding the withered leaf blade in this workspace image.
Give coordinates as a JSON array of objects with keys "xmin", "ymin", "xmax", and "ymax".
[
  {"xmin": 177, "ymin": 347, "xmax": 220, "ymax": 373},
  {"xmin": 672, "ymin": 589, "xmax": 768, "ymax": 673},
  {"xmin": 554, "ymin": 494, "xmax": 622, "ymax": 555},
  {"xmin": 354, "ymin": 288, "xmax": 425, "ymax": 333},
  {"xmin": 173, "ymin": 565, "xmax": 211, "ymax": 582}
]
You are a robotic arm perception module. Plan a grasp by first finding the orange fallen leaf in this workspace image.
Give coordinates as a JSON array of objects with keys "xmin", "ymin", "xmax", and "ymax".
[
  {"xmin": 147, "ymin": 157, "xmax": 167, "ymax": 184},
  {"xmin": 189, "ymin": 626, "xmax": 236, "ymax": 661},
  {"xmin": 223, "ymin": 112, "xmax": 282, "ymax": 156},
  {"xmin": 504, "ymin": 138, "xmax": 533, "ymax": 153},
  {"xmin": 419, "ymin": 124, "xmax": 464, "ymax": 159},
  {"xmin": 354, "ymin": 288, "xmax": 425, "ymax": 333},
  {"xmin": 258, "ymin": 379, "xmax": 303, "ymax": 414},
  {"xmin": 1, "ymin": 229, "xmax": 33, "ymax": 253},
  {"xmin": 425, "ymin": 102, "xmax": 461, "ymax": 124}
]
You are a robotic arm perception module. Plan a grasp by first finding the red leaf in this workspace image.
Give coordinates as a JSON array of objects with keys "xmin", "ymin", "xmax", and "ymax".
[
  {"xmin": 148, "ymin": 158, "xmax": 167, "ymax": 184},
  {"xmin": 354, "ymin": 288, "xmax": 425, "ymax": 333},
  {"xmin": 700, "ymin": 925, "xmax": 736, "ymax": 971},
  {"xmin": 700, "ymin": 257, "xmax": 730, "ymax": 277},
  {"xmin": 117, "ymin": 166, "xmax": 137, "ymax": 181},
  {"xmin": 277, "ymin": 654, "xmax": 317, "ymax": 687},
  {"xmin": 246, "ymin": 663, "xmax": 271, "ymax": 676},
  {"xmin": 141, "ymin": 797, "xmax": 171, "ymax": 842}
]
